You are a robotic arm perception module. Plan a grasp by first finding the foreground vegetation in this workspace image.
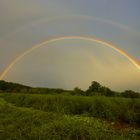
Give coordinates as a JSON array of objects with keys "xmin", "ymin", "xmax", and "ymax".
[
  {"xmin": 0, "ymin": 81, "xmax": 140, "ymax": 139},
  {"xmin": 2, "ymin": 93, "xmax": 140, "ymax": 124},
  {"xmin": 0, "ymin": 93, "xmax": 140, "ymax": 140}
]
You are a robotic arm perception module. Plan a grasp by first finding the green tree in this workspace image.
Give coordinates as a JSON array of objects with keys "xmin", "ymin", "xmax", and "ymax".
[
  {"xmin": 86, "ymin": 81, "xmax": 101, "ymax": 95},
  {"xmin": 72, "ymin": 87, "xmax": 85, "ymax": 95},
  {"xmin": 121, "ymin": 90, "xmax": 140, "ymax": 98},
  {"xmin": 100, "ymin": 86, "xmax": 114, "ymax": 96}
]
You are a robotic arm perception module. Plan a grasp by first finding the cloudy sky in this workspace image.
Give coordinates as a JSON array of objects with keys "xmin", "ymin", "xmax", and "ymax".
[{"xmin": 0, "ymin": 0, "xmax": 140, "ymax": 91}]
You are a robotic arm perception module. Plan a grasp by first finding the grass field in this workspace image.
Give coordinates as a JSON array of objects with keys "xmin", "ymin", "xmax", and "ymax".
[{"xmin": 0, "ymin": 93, "xmax": 140, "ymax": 140}]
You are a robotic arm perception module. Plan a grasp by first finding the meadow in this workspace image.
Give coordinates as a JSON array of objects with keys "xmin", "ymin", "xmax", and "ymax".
[{"xmin": 0, "ymin": 93, "xmax": 140, "ymax": 140}]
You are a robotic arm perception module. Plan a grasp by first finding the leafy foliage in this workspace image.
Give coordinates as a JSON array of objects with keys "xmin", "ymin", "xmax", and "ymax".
[{"xmin": 0, "ymin": 95, "xmax": 139, "ymax": 140}]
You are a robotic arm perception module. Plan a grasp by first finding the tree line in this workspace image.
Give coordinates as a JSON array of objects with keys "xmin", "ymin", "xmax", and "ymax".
[
  {"xmin": 0, "ymin": 80, "xmax": 140, "ymax": 98},
  {"xmin": 72, "ymin": 81, "xmax": 140, "ymax": 98}
]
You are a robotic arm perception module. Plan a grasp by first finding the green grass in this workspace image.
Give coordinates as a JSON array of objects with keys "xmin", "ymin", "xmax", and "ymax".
[
  {"xmin": 2, "ymin": 93, "xmax": 140, "ymax": 123},
  {"xmin": 0, "ymin": 93, "xmax": 140, "ymax": 140}
]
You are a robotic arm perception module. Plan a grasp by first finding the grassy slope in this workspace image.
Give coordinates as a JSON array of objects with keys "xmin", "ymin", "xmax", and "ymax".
[{"xmin": 0, "ymin": 93, "xmax": 140, "ymax": 140}]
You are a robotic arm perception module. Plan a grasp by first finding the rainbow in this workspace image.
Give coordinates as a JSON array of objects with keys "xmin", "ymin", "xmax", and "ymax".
[
  {"xmin": 13, "ymin": 15, "xmax": 140, "ymax": 37},
  {"xmin": 0, "ymin": 36, "xmax": 140, "ymax": 80}
]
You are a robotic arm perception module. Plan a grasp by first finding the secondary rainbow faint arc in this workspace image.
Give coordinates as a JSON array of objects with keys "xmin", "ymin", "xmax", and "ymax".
[{"xmin": 0, "ymin": 36, "xmax": 140, "ymax": 80}]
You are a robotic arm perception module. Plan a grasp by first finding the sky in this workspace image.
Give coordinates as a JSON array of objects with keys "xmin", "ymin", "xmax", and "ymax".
[{"xmin": 0, "ymin": 0, "xmax": 140, "ymax": 91}]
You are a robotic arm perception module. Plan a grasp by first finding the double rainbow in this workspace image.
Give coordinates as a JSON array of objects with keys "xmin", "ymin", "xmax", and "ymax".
[{"xmin": 0, "ymin": 36, "xmax": 140, "ymax": 80}]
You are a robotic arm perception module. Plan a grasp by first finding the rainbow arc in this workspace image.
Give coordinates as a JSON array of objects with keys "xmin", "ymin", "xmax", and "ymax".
[{"xmin": 0, "ymin": 36, "xmax": 140, "ymax": 80}]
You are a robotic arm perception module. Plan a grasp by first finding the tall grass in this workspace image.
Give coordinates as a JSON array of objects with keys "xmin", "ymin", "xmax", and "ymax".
[
  {"xmin": 2, "ymin": 93, "xmax": 140, "ymax": 123},
  {"xmin": 1, "ymin": 97, "xmax": 139, "ymax": 140}
]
